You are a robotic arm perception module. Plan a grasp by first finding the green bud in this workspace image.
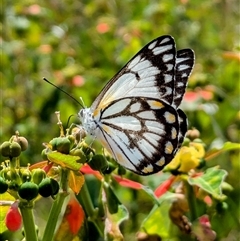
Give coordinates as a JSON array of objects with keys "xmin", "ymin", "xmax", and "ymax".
[
  {"xmin": 50, "ymin": 137, "xmax": 71, "ymax": 154},
  {"xmin": 70, "ymin": 148, "xmax": 86, "ymax": 163},
  {"xmin": 32, "ymin": 168, "xmax": 46, "ymax": 185},
  {"xmin": 67, "ymin": 135, "xmax": 75, "ymax": 147},
  {"xmin": 18, "ymin": 182, "xmax": 39, "ymax": 201},
  {"xmin": 50, "ymin": 178, "xmax": 59, "ymax": 195},
  {"xmin": 0, "ymin": 177, "xmax": 8, "ymax": 194},
  {"xmin": 88, "ymin": 155, "xmax": 108, "ymax": 172},
  {"xmin": 7, "ymin": 169, "xmax": 22, "ymax": 185},
  {"xmin": 117, "ymin": 165, "xmax": 126, "ymax": 176},
  {"xmin": 0, "ymin": 167, "xmax": 10, "ymax": 179},
  {"xmin": 49, "ymin": 138, "xmax": 58, "ymax": 150},
  {"xmin": 102, "ymin": 162, "xmax": 116, "ymax": 174},
  {"xmin": 38, "ymin": 178, "xmax": 59, "ymax": 197},
  {"xmin": 19, "ymin": 168, "xmax": 32, "ymax": 182},
  {"xmin": 41, "ymin": 148, "xmax": 48, "ymax": 160},
  {"xmin": 182, "ymin": 137, "xmax": 190, "ymax": 146}
]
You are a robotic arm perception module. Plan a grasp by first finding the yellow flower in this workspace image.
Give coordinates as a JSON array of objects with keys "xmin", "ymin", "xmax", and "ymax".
[{"xmin": 165, "ymin": 142, "xmax": 205, "ymax": 173}]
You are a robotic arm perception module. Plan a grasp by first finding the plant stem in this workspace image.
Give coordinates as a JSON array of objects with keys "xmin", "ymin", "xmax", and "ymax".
[
  {"xmin": 185, "ymin": 181, "xmax": 198, "ymax": 221},
  {"xmin": 78, "ymin": 181, "xmax": 104, "ymax": 236},
  {"xmin": 42, "ymin": 169, "xmax": 69, "ymax": 241},
  {"xmin": 19, "ymin": 201, "xmax": 38, "ymax": 241},
  {"xmin": 42, "ymin": 191, "xmax": 67, "ymax": 241}
]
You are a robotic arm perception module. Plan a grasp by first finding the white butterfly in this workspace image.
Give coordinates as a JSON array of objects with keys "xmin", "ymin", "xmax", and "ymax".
[{"xmin": 78, "ymin": 35, "xmax": 194, "ymax": 175}]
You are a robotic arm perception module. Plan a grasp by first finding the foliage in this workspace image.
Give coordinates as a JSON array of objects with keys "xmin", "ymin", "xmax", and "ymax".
[{"xmin": 1, "ymin": 0, "xmax": 239, "ymax": 240}]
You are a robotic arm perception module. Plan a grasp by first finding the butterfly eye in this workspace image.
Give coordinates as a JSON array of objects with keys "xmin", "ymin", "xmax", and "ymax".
[{"xmin": 78, "ymin": 109, "xmax": 84, "ymax": 119}]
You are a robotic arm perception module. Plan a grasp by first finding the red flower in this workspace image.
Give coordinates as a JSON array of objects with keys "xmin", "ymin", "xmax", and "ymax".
[
  {"xmin": 113, "ymin": 174, "xmax": 143, "ymax": 190},
  {"xmin": 5, "ymin": 201, "xmax": 22, "ymax": 231},
  {"xmin": 154, "ymin": 176, "xmax": 176, "ymax": 198}
]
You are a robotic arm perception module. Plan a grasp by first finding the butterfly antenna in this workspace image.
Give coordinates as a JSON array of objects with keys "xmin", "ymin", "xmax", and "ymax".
[
  {"xmin": 43, "ymin": 77, "xmax": 84, "ymax": 108},
  {"xmin": 79, "ymin": 96, "xmax": 86, "ymax": 108}
]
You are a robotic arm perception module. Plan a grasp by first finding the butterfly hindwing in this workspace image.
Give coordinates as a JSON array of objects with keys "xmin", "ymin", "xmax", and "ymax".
[
  {"xmin": 94, "ymin": 97, "xmax": 181, "ymax": 175},
  {"xmin": 173, "ymin": 49, "xmax": 194, "ymax": 108}
]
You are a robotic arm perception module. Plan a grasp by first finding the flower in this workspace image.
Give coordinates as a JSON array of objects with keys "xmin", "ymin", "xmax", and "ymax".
[
  {"xmin": 165, "ymin": 142, "xmax": 205, "ymax": 173},
  {"xmin": 5, "ymin": 201, "xmax": 22, "ymax": 231}
]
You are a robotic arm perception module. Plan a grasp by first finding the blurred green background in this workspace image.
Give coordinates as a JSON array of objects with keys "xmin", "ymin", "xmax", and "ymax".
[{"xmin": 1, "ymin": 0, "xmax": 239, "ymax": 240}]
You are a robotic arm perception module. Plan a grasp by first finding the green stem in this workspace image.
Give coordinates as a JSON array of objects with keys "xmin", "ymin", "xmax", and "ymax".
[
  {"xmin": 185, "ymin": 181, "xmax": 198, "ymax": 221},
  {"xmin": 78, "ymin": 181, "xmax": 104, "ymax": 236},
  {"xmin": 42, "ymin": 169, "xmax": 69, "ymax": 241},
  {"xmin": 19, "ymin": 201, "xmax": 38, "ymax": 241},
  {"xmin": 42, "ymin": 191, "xmax": 67, "ymax": 241}
]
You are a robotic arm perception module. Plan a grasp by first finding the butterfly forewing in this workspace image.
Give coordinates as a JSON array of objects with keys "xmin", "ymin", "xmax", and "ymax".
[{"xmin": 91, "ymin": 35, "xmax": 176, "ymax": 112}]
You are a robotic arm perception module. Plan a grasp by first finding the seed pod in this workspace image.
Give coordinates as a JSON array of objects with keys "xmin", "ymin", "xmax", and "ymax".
[
  {"xmin": 0, "ymin": 141, "xmax": 11, "ymax": 157},
  {"xmin": 18, "ymin": 182, "xmax": 39, "ymax": 201},
  {"xmin": 12, "ymin": 136, "xmax": 28, "ymax": 151},
  {"xmin": 9, "ymin": 142, "xmax": 22, "ymax": 157}
]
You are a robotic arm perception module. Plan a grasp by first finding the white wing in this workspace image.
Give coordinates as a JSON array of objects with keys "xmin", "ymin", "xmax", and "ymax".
[
  {"xmin": 79, "ymin": 35, "xmax": 195, "ymax": 175},
  {"xmin": 94, "ymin": 97, "xmax": 181, "ymax": 175},
  {"xmin": 91, "ymin": 35, "xmax": 177, "ymax": 112}
]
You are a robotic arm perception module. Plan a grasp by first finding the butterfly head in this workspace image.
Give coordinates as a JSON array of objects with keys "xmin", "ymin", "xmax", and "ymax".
[{"xmin": 78, "ymin": 108, "xmax": 97, "ymax": 136}]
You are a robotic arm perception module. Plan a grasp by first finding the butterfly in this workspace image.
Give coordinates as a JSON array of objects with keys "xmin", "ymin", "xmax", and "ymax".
[{"xmin": 78, "ymin": 35, "xmax": 194, "ymax": 175}]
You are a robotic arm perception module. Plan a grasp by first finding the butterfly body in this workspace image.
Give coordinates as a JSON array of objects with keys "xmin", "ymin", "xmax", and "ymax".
[{"xmin": 78, "ymin": 35, "xmax": 194, "ymax": 175}]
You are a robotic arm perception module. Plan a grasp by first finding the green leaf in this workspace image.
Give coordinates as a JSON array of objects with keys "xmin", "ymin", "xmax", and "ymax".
[
  {"xmin": 141, "ymin": 192, "xmax": 178, "ymax": 238},
  {"xmin": 104, "ymin": 184, "xmax": 120, "ymax": 214},
  {"xmin": 205, "ymin": 142, "xmax": 240, "ymax": 160},
  {"xmin": 188, "ymin": 167, "xmax": 228, "ymax": 200},
  {"xmin": 47, "ymin": 152, "xmax": 82, "ymax": 171},
  {"xmin": 141, "ymin": 186, "xmax": 160, "ymax": 205}
]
